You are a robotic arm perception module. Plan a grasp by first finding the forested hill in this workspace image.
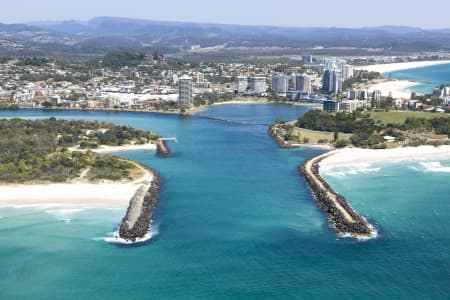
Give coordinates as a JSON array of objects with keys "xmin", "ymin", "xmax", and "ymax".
[
  {"xmin": 1, "ymin": 17, "xmax": 450, "ymax": 56},
  {"xmin": 0, "ymin": 118, "xmax": 159, "ymax": 183}
]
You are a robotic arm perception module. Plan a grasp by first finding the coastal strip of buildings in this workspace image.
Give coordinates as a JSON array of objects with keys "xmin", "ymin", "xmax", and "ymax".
[{"xmin": 1, "ymin": 53, "xmax": 450, "ymax": 114}]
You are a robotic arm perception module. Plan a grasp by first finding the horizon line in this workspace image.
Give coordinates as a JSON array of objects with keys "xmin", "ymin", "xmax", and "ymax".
[{"xmin": 5, "ymin": 15, "xmax": 450, "ymax": 31}]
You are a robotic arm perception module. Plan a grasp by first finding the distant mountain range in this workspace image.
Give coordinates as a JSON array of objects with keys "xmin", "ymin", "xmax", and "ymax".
[{"xmin": 0, "ymin": 16, "xmax": 449, "ymax": 57}]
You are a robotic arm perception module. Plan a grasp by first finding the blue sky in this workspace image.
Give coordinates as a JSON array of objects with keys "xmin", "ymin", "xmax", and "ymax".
[{"xmin": 3, "ymin": 0, "xmax": 450, "ymax": 28}]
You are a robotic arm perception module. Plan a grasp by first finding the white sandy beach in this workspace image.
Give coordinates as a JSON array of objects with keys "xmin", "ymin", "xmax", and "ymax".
[
  {"xmin": 354, "ymin": 60, "xmax": 450, "ymax": 74},
  {"xmin": 0, "ymin": 162, "xmax": 154, "ymax": 208},
  {"xmin": 70, "ymin": 143, "xmax": 157, "ymax": 154},
  {"xmin": 368, "ymin": 80, "xmax": 421, "ymax": 99},
  {"xmin": 0, "ymin": 183, "xmax": 141, "ymax": 208},
  {"xmin": 355, "ymin": 60, "xmax": 450, "ymax": 99},
  {"xmin": 320, "ymin": 146, "xmax": 450, "ymax": 168}
]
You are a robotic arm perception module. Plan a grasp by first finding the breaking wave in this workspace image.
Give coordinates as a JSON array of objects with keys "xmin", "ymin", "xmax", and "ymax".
[
  {"xmin": 417, "ymin": 161, "xmax": 450, "ymax": 173},
  {"xmin": 93, "ymin": 221, "xmax": 159, "ymax": 245},
  {"xmin": 45, "ymin": 208, "xmax": 87, "ymax": 223},
  {"xmin": 321, "ymin": 163, "xmax": 381, "ymax": 178}
]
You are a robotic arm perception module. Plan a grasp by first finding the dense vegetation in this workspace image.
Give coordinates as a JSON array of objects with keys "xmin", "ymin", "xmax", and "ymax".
[
  {"xmin": 102, "ymin": 51, "xmax": 146, "ymax": 68},
  {"xmin": 342, "ymin": 70, "xmax": 381, "ymax": 90},
  {"xmin": 0, "ymin": 118, "xmax": 159, "ymax": 183},
  {"xmin": 16, "ymin": 57, "xmax": 52, "ymax": 66},
  {"xmin": 193, "ymin": 92, "xmax": 234, "ymax": 106},
  {"xmin": 297, "ymin": 110, "xmax": 376, "ymax": 134},
  {"xmin": 0, "ymin": 103, "xmax": 19, "ymax": 110},
  {"xmin": 296, "ymin": 110, "xmax": 450, "ymax": 148}
]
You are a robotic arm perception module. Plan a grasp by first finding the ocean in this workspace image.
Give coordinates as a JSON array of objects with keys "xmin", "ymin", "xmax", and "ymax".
[
  {"xmin": 0, "ymin": 104, "xmax": 449, "ymax": 299},
  {"xmin": 388, "ymin": 63, "xmax": 450, "ymax": 94}
]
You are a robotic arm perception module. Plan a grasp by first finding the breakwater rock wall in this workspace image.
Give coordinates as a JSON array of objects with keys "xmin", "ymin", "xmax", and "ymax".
[
  {"xmin": 268, "ymin": 127, "xmax": 295, "ymax": 149},
  {"xmin": 119, "ymin": 170, "xmax": 161, "ymax": 242},
  {"xmin": 156, "ymin": 139, "xmax": 171, "ymax": 157},
  {"xmin": 300, "ymin": 154, "xmax": 374, "ymax": 237}
]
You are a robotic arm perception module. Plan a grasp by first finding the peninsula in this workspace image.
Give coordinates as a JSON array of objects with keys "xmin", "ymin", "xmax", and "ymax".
[
  {"xmin": 0, "ymin": 118, "xmax": 164, "ymax": 242},
  {"xmin": 271, "ymin": 109, "xmax": 450, "ymax": 238}
]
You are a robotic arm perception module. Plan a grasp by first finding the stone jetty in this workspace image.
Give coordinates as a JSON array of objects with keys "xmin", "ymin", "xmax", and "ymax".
[
  {"xmin": 300, "ymin": 153, "xmax": 374, "ymax": 238},
  {"xmin": 118, "ymin": 169, "xmax": 161, "ymax": 242},
  {"xmin": 156, "ymin": 139, "xmax": 171, "ymax": 157}
]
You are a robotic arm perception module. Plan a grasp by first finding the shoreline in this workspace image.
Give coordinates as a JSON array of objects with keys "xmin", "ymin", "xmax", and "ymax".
[
  {"xmin": 0, "ymin": 161, "xmax": 154, "ymax": 209},
  {"xmin": 367, "ymin": 79, "xmax": 422, "ymax": 99},
  {"xmin": 354, "ymin": 60, "xmax": 450, "ymax": 74},
  {"xmin": 320, "ymin": 145, "xmax": 450, "ymax": 168},
  {"xmin": 268, "ymin": 125, "xmax": 335, "ymax": 150},
  {"xmin": 192, "ymin": 100, "xmax": 321, "ymax": 114},
  {"xmin": 356, "ymin": 60, "xmax": 450, "ymax": 98},
  {"xmin": 299, "ymin": 145, "xmax": 450, "ymax": 238},
  {"xmin": 15, "ymin": 100, "xmax": 319, "ymax": 118}
]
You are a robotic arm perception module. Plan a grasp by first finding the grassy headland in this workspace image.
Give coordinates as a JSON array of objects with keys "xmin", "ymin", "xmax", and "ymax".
[{"xmin": 270, "ymin": 110, "xmax": 450, "ymax": 149}]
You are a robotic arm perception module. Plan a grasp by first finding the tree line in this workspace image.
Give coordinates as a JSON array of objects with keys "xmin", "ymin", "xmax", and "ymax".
[{"xmin": 0, "ymin": 118, "xmax": 159, "ymax": 183}]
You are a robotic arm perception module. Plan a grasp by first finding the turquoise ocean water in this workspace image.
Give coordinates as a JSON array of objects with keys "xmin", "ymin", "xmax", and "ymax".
[
  {"xmin": 0, "ymin": 104, "xmax": 449, "ymax": 299},
  {"xmin": 388, "ymin": 63, "xmax": 450, "ymax": 94}
]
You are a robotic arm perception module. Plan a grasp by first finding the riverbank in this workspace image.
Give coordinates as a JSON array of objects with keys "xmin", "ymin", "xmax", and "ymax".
[
  {"xmin": 193, "ymin": 100, "xmax": 322, "ymax": 114},
  {"xmin": 320, "ymin": 145, "xmax": 450, "ymax": 168},
  {"xmin": 22, "ymin": 99, "xmax": 320, "ymax": 117},
  {"xmin": 268, "ymin": 124, "xmax": 335, "ymax": 150},
  {"xmin": 300, "ymin": 153, "xmax": 375, "ymax": 239}
]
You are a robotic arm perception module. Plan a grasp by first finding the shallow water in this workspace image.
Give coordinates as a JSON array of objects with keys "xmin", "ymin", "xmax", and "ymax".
[
  {"xmin": 388, "ymin": 63, "xmax": 450, "ymax": 94},
  {"xmin": 0, "ymin": 105, "xmax": 449, "ymax": 299}
]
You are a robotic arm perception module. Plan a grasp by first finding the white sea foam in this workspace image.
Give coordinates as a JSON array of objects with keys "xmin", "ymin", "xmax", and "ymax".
[
  {"xmin": 94, "ymin": 222, "xmax": 159, "ymax": 245},
  {"xmin": 321, "ymin": 163, "xmax": 381, "ymax": 178},
  {"xmin": 45, "ymin": 208, "xmax": 87, "ymax": 223},
  {"xmin": 418, "ymin": 161, "xmax": 450, "ymax": 173},
  {"xmin": 338, "ymin": 224, "xmax": 379, "ymax": 242}
]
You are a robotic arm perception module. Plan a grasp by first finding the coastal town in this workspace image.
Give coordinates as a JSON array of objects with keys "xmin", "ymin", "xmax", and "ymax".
[
  {"xmin": 2, "ymin": 2, "xmax": 450, "ymax": 298},
  {"xmin": 1, "ymin": 52, "xmax": 450, "ymax": 116}
]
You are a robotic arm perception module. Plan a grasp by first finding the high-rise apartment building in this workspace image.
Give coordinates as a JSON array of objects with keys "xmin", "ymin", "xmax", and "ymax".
[
  {"xmin": 249, "ymin": 77, "xmax": 267, "ymax": 94},
  {"xmin": 178, "ymin": 75, "xmax": 193, "ymax": 108},
  {"xmin": 235, "ymin": 76, "xmax": 248, "ymax": 94},
  {"xmin": 272, "ymin": 74, "xmax": 288, "ymax": 94},
  {"xmin": 295, "ymin": 73, "xmax": 312, "ymax": 94}
]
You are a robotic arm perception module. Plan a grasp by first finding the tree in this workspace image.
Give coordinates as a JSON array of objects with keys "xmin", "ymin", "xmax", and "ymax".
[
  {"xmin": 335, "ymin": 140, "xmax": 349, "ymax": 148},
  {"xmin": 42, "ymin": 101, "xmax": 53, "ymax": 108}
]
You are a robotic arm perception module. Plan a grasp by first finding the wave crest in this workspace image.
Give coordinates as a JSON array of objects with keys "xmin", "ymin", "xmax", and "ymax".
[
  {"xmin": 321, "ymin": 163, "xmax": 381, "ymax": 178},
  {"xmin": 418, "ymin": 161, "xmax": 450, "ymax": 173}
]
